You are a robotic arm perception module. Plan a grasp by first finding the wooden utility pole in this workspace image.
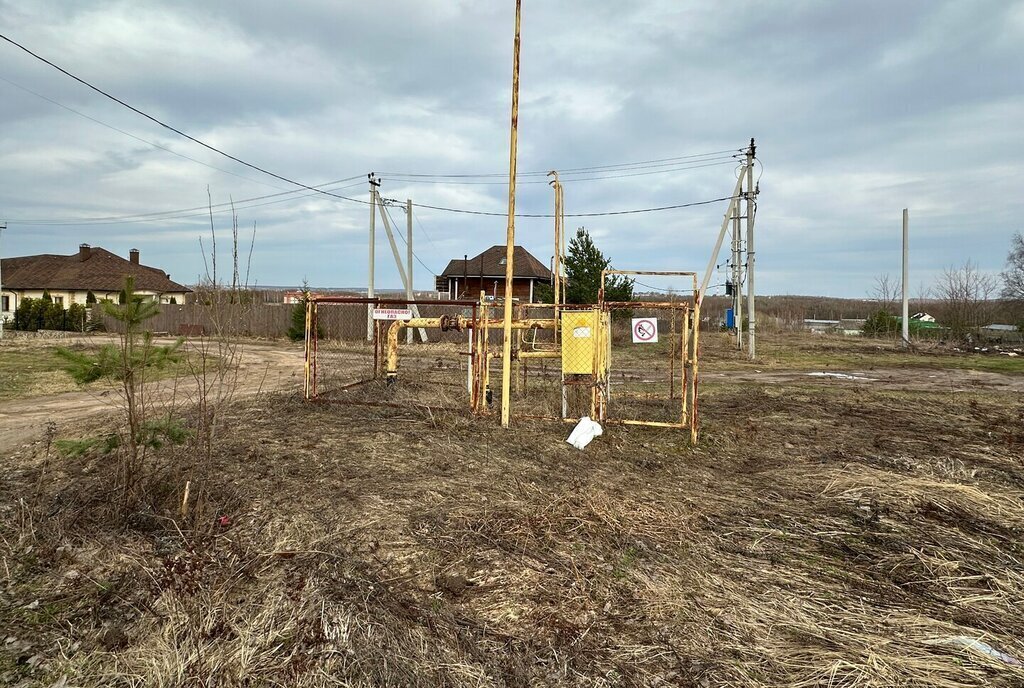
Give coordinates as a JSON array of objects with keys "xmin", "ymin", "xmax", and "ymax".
[
  {"xmin": 902, "ymin": 208, "xmax": 909, "ymax": 348},
  {"xmin": 499, "ymin": 0, "xmax": 523, "ymax": 428},
  {"xmin": 745, "ymin": 139, "xmax": 756, "ymax": 359}
]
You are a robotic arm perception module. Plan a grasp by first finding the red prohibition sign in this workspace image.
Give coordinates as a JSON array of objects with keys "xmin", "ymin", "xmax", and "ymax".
[{"xmin": 634, "ymin": 319, "xmax": 656, "ymax": 341}]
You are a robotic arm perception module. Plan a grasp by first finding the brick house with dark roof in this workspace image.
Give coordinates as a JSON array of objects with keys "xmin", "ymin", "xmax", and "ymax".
[
  {"xmin": 1, "ymin": 244, "xmax": 190, "ymax": 320},
  {"xmin": 436, "ymin": 245, "xmax": 552, "ymax": 302}
]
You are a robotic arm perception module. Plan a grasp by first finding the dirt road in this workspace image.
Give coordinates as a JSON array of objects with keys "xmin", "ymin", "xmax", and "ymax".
[{"xmin": 0, "ymin": 339, "xmax": 304, "ymax": 454}]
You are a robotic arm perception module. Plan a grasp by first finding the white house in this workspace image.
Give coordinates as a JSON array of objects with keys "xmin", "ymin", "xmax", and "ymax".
[{"xmin": 1, "ymin": 244, "xmax": 190, "ymax": 322}]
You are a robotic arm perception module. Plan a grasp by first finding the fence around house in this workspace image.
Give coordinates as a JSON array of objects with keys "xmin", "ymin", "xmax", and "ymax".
[{"xmin": 94, "ymin": 302, "xmax": 295, "ymax": 338}]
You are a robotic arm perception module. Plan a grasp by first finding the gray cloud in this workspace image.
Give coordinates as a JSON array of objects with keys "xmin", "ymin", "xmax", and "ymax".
[{"xmin": 0, "ymin": 0, "xmax": 1021, "ymax": 297}]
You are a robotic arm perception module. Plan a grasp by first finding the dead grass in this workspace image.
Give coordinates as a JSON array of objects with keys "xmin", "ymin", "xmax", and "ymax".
[
  {"xmin": 0, "ymin": 339, "xmax": 221, "ymax": 402},
  {"xmin": 2, "ymin": 333, "xmax": 1024, "ymax": 686}
]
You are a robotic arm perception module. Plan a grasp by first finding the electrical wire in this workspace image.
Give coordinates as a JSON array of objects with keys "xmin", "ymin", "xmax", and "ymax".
[
  {"xmin": 8, "ymin": 178, "xmax": 368, "ymax": 226},
  {"xmin": 382, "ymin": 202, "xmax": 438, "ymax": 276},
  {"xmin": 0, "ymin": 34, "xmax": 747, "ymax": 225},
  {"xmin": 379, "ymin": 148, "xmax": 742, "ymax": 178},
  {"xmin": 0, "ymin": 32, "xmax": 372, "ymax": 207},
  {"xmin": 0, "ymin": 74, "xmax": 290, "ymax": 191},
  {"xmin": 406, "ymin": 195, "xmax": 739, "ymax": 219},
  {"xmin": 631, "ymin": 280, "xmax": 695, "ymax": 294},
  {"xmin": 383, "ymin": 158, "xmax": 737, "ymax": 186}
]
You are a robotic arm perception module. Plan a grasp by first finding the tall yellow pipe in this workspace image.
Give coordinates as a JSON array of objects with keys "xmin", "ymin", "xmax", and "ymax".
[{"xmin": 500, "ymin": 0, "xmax": 523, "ymax": 428}]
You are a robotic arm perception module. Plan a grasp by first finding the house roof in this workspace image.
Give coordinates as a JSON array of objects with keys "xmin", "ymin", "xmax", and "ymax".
[
  {"xmin": 0, "ymin": 247, "xmax": 190, "ymax": 293},
  {"xmin": 440, "ymin": 245, "xmax": 552, "ymax": 280}
]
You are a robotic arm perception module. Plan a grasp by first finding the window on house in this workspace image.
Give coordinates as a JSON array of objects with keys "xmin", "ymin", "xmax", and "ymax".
[
  {"xmin": 1, "ymin": 295, "xmax": 9, "ymax": 312},
  {"xmin": 53, "ymin": 296, "xmax": 64, "ymax": 307}
]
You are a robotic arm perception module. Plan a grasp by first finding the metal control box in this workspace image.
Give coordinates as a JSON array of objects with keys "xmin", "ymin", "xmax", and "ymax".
[{"xmin": 561, "ymin": 310, "xmax": 597, "ymax": 375}]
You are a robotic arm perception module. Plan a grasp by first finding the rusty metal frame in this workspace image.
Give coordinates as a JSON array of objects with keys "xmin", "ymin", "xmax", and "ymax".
[
  {"xmin": 596, "ymin": 269, "xmax": 701, "ymax": 442},
  {"xmin": 304, "ymin": 296, "xmax": 482, "ymax": 412}
]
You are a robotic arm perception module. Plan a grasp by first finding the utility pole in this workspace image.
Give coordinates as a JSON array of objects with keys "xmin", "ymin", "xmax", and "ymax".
[
  {"xmin": 745, "ymin": 139, "xmax": 756, "ymax": 359},
  {"xmin": 0, "ymin": 221, "xmax": 6, "ymax": 341},
  {"xmin": 406, "ymin": 198, "xmax": 414, "ymax": 344},
  {"xmin": 733, "ymin": 190, "xmax": 743, "ymax": 351},
  {"xmin": 699, "ymin": 174, "xmax": 744, "ymax": 301},
  {"xmin": 500, "ymin": 0, "xmax": 523, "ymax": 429},
  {"xmin": 367, "ymin": 174, "xmax": 380, "ymax": 342},
  {"xmin": 374, "ymin": 191, "xmax": 428, "ymax": 342},
  {"xmin": 902, "ymin": 208, "xmax": 909, "ymax": 348}
]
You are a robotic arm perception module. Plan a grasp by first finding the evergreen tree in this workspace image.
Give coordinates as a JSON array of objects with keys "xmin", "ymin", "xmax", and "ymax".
[{"xmin": 564, "ymin": 228, "xmax": 634, "ymax": 304}]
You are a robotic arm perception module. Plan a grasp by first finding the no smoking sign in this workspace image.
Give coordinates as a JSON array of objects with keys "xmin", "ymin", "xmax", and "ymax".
[{"xmin": 631, "ymin": 317, "xmax": 659, "ymax": 344}]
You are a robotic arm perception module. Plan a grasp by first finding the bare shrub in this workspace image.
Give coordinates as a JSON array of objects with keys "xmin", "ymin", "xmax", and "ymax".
[{"xmin": 933, "ymin": 260, "xmax": 999, "ymax": 342}]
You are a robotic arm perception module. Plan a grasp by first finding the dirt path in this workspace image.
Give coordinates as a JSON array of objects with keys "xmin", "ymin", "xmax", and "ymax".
[{"xmin": 0, "ymin": 340, "xmax": 304, "ymax": 454}]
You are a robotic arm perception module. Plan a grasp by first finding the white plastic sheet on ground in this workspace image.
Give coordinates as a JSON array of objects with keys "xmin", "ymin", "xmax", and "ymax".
[{"xmin": 566, "ymin": 416, "xmax": 603, "ymax": 450}]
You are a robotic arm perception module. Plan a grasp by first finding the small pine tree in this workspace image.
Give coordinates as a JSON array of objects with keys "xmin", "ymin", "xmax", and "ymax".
[
  {"xmin": 86, "ymin": 290, "xmax": 97, "ymax": 305},
  {"xmin": 286, "ymin": 282, "xmax": 322, "ymax": 341},
  {"xmin": 564, "ymin": 228, "xmax": 634, "ymax": 304},
  {"xmin": 55, "ymin": 276, "xmax": 186, "ymax": 512}
]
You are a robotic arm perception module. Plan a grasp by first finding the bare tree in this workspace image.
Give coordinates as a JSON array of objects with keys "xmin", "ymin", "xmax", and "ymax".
[
  {"xmin": 933, "ymin": 260, "xmax": 999, "ymax": 341},
  {"xmin": 912, "ymin": 281, "xmax": 932, "ymax": 318},
  {"xmin": 1001, "ymin": 231, "xmax": 1024, "ymax": 301},
  {"xmin": 869, "ymin": 273, "xmax": 901, "ymax": 313}
]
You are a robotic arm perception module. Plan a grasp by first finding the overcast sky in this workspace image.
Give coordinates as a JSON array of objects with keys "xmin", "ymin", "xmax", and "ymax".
[{"xmin": 1, "ymin": 0, "xmax": 1022, "ymax": 297}]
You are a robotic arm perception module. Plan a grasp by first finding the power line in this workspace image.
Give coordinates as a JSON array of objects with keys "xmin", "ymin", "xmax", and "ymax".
[
  {"xmin": 0, "ymin": 34, "xmax": 743, "ymax": 225},
  {"xmin": 0, "ymin": 74, "xmax": 289, "ymax": 191},
  {"xmin": 10, "ymin": 191, "xmax": 739, "ymax": 227},
  {"xmin": 406, "ymin": 195, "xmax": 738, "ymax": 219},
  {"xmin": 0, "ymin": 32, "xmax": 371, "ymax": 207},
  {"xmin": 382, "ymin": 202, "xmax": 437, "ymax": 276},
  {"xmin": 9, "ymin": 179, "xmax": 368, "ymax": 226},
  {"xmin": 383, "ymin": 158, "xmax": 737, "ymax": 186},
  {"xmin": 379, "ymin": 148, "xmax": 741, "ymax": 179}
]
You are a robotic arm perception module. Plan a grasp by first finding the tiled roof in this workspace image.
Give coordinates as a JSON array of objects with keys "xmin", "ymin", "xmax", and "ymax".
[
  {"xmin": 0, "ymin": 247, "xmax": 190, "ymax": 293},
  {"xmin": 440, "ymin": 245, "xmax": 551, "ymax": 280}
]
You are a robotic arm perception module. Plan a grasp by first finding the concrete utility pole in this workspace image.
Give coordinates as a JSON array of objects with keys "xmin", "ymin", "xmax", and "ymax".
[
  {"xmin": 374, "ymin": 191, "xmax": 428, "ymax": 342},
  {"xmin": 902, "ymin": 208, "xmax": 909, "ymax": 348},
  {"xmin": 367, "ymin": 174, "xmax": 380, "ymax": 342},
  {"xmin": 733, "ymin": 190, "xmax": 743, "ymax": 351},
  {"xmin": 406, "ymin": 198, "xmax": 414, "ymax": 344},
  {"xmin": 745, "ymin": 139, "xmax": 756, "ymax": 359},
  {"xmin": 699, "ymin": 174, "xmax": 744, "ymax": 301},
  {"xmin": 500, "ymin": 0, "xmax": 523, "ymax": 429},
  {"xmin": 0, "ymin": 221, "xmax": 6, "ymax": 340}
]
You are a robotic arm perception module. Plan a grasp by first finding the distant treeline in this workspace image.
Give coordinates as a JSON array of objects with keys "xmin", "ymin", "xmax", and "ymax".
[{"xmin": 700, "ymin": 295, "xmax": 1023, "ymax": 328}]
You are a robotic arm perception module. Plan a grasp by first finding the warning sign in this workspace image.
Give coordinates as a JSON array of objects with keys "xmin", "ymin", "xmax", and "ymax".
[
  {"xmin": 631, "ymin": 317, "xmax": 658, "ymax": 343},
  {"xmin": 373, "ymin": 307, "xmax": 413, "ymax": 320}
]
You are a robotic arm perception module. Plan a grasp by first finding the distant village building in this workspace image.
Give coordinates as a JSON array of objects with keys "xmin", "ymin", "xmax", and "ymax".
[
  {"xmin": 0, "ymin": 244, "xmax": 190, "ymax": 320},
  {"xmin": 437, "ymin": 245, "xmax": 552, "ymax": 302},
  {"xmin": 282, "ymin": 290, "xmax": 326, "ymax": 304}
]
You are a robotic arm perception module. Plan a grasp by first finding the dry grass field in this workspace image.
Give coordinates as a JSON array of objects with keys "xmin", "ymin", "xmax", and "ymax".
[{"xmin": 1, "ymin": 331, "xmax": 1023, "ymax": 686}]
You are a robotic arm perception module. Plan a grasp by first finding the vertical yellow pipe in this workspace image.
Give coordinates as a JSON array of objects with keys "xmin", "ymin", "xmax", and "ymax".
[
  {"xmin": 499, "ymin": 0, "xmax": 523, "ymax": 428},
  {"xmin": 690, "ymin": 302, "xmax": 700, "ymax": 444}
]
